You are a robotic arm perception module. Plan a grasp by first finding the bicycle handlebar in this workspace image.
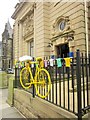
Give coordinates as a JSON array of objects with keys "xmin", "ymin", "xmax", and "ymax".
[{"xmin": 30, "ymin": 61, "xmax": 38, "ymax": 64}]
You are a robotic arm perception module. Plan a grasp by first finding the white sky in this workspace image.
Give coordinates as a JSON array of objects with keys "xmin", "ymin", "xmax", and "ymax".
[{"xmin": 0, "ymin": 0, "xmax": 19, "ymax": 41}]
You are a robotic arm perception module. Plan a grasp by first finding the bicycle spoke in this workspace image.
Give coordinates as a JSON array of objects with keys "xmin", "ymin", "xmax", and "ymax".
[
  {"xmin": 35, "ymin": 68, "xmax": 51, "ymax": 98},
  {"xmin": 20, "ymin": 67, "xmax": 31, "ymax": 89}
]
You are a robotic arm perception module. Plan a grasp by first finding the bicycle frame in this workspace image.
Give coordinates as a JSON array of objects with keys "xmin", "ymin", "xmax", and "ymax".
[{"xmin": 26, "ymin": 61, "xmax": 43, "ymax": 85}]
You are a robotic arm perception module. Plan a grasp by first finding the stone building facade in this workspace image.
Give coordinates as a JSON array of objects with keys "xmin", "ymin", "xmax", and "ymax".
[
  {"xmin": 12, "ymin": 2, "xmax": 90, "ymax": 60},
  {"xmin": 2, "ymin": 21, "xmax": 13, "ymax": 71}
]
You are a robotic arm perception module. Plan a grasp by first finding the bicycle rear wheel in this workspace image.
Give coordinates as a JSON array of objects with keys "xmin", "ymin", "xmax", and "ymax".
[
  {"xmin": 35, "ymin": 68, "xmax": 51, "ymax": 98},
  {"xmin": 20, "ymin": 67, "xmax": 31, "ymax": 89}
]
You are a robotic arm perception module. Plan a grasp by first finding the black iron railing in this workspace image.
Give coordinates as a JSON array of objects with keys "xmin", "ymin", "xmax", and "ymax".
[{"xmin": 14, "ymin": 50, "xmax": 90, "ymax": 120}]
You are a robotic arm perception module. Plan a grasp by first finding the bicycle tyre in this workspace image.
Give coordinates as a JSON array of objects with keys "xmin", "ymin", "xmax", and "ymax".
[
  {"xmin": 35, "ymin": 68, "xmax": 51, "ymax": 98},
  {"xmin": 20, "ymin": 67, "xmax": 31, "ymax": 89}
]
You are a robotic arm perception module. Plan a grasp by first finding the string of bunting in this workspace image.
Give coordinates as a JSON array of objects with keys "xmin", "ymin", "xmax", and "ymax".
[
  {"xmin": 44, "ymin": 57, "xmax": 72, "ymax": 68},
  {"xmin": 14, "ymin": 60, "xmax": 25, "ymax": 68},
  {"xmin": 14, "ymin": 57, "xmax": 72, "ymax": 68}
]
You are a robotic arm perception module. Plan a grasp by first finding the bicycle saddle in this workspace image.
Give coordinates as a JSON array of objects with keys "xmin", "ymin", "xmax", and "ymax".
[
  {"xmin": 36, "ymin": 57, "xmax": 43, "ymax": 61},
  {"xmin": 19, "ymin": 55, "xmax": 33, "ymax": 61}
]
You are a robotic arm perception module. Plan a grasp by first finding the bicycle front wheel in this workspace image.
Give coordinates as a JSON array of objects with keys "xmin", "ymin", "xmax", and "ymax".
[
  {"xmin": 35, "ymin": 68, "xmax": 51, "ymax": 98},
  {"xmin": 20, "ymin": 67, "xmax": 31, "ymax": 89}
]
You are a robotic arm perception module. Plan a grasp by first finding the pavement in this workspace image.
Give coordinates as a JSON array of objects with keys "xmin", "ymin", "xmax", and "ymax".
[{"xmin": 0, "ymin": 89, "xmax": 25, "ymax": 119}]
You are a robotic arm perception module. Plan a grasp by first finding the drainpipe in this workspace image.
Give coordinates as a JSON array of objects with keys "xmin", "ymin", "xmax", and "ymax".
[{"xmin": 84, "ymin": 0, "xmax": 89, "ymax": 58}]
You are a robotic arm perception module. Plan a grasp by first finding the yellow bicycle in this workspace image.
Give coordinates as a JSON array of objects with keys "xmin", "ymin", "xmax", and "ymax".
[{"xmin": 20, "ymin": 57, "xmax": 51, "ymax": 98}]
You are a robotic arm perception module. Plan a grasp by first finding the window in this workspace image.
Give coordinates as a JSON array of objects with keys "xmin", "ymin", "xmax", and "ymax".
[
  {"xmin": 28, "ymin": 40, "xmax": 34, "ymax": 57},
  {"xmin": 59, "ymin": 20, "xmax": 66, "ymax": 31},
  {"xmin": 2, "ymin": 60, "xmax": 4, "ymax": 69},
  {"xmin": 9, "ymin": 60, "xmax": 11, "ymax": 68},
  {"xmin": 3, "ymin": 48, "xmax": 4, "ymax": 55}
]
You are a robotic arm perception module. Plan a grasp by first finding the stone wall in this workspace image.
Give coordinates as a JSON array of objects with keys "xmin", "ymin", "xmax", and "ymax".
[
  {"xmin": 13, "ymin": 3, "xmax": 33, "ymax": 60},
  {"xmin": 34, "ymin": 2, "xmax": 50, "ymax": 57},
  {"xmin": 12, "ymin": 2, "xmax": 90, "ymax": 59},
  {"xmin": 0, "ymin": 71, "xmax": 7, "ymax": 88},
  {"xmin": 49, "ymin": 2, "xmax": 86, "ymax": 53},
  {"xmin": 14, "ymin": 88, "xmax": 77, "ymax": 119}
]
